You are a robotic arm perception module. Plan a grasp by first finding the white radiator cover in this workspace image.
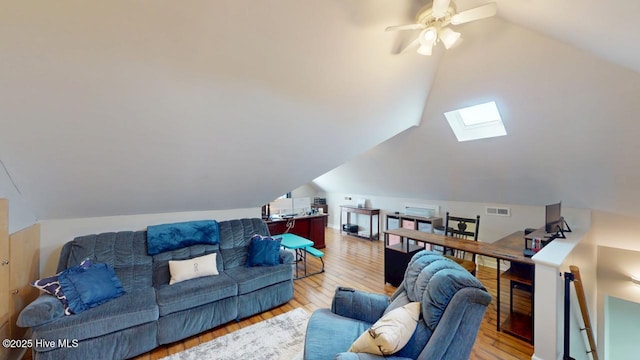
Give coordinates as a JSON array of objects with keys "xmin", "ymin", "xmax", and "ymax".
[{"xmin": 403, "ymin": 204, "xmax": 439, "ymax": 218}]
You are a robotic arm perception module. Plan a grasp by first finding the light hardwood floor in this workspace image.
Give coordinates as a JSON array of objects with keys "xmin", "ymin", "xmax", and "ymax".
[{"xmin": 133, "ymin": 227, "xmax": 534, "ymax": 360}]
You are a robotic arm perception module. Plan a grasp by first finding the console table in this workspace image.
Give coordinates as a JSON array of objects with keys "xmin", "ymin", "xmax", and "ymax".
[{"xmin": 339, "ymin": 206, "xmax": 380, "ymax": 241}]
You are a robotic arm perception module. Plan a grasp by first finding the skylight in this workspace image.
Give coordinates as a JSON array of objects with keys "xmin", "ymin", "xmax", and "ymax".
[{"xmin": 444, "ymin": 101, "xmax": 506, "ymax": 142}]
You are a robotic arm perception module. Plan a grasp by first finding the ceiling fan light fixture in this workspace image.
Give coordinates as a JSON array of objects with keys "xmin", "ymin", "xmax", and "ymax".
[
  {"xmin": 385, "ymin": 1, "xmax": 497, "ymax": 56},
  {"xmin": 420, "ymin": 27, "xmax": 437, "ymax": 43},
  {"xmin": 439, "ymin": 27, "xmax": 461, "ymax": 49}
]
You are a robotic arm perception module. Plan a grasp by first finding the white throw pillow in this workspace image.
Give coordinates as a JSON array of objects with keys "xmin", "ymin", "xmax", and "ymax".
[
  {"xmin": 169, "ymin": 253, "xmax": 219, "ymax": 285},
  {"xmin": 348, "ymin": 302, "xmax": 421, "ymax": 355}
]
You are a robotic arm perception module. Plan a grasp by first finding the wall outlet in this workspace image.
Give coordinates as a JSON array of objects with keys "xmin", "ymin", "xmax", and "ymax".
[{"xmin": 345, "ymin": 196, "xmax": 352, "ymax": 200}]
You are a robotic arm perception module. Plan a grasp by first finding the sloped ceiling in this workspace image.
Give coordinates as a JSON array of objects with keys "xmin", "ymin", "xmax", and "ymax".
[
  {"xmin": 0, "ymin": 0, "xmax": 438, "ymax": 219},
  {"xmin": 1, "ymin": 0, "xmax": 639, "ymax": 220},
  {"xmin": 316, "ymin": 14, "xmax": 640, "ymax": 216}
]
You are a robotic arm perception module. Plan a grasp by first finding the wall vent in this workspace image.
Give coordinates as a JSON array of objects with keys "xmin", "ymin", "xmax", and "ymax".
[{"xmin": 485, "ymin": 206, "xmax": 510, "ymax": 217}]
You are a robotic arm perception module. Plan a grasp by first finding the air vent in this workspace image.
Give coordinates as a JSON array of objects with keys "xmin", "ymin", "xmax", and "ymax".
[{"xmin": 485, "ymin": 206, "xmax": 510, "ymax": 217}]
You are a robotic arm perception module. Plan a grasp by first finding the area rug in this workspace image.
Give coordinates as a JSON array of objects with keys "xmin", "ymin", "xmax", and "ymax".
[{"xmin": 161, "ymin": 308, "xmax": 310, "ymax": 360}]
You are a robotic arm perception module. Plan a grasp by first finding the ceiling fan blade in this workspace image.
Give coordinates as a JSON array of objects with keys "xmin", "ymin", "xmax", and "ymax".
[
  {"xmin": 432, "ymin": 0, "xmax": 452, "ymax": 19},
  {"xmin": 401, "ymin": 37, "xmax": 421, "ymax": 53},
  {"xmin": 385, "ymin": 24, "xmax": 426, "ymax": 32},
  {"xmin": 451, "ymin": 3, "xmax": 497, "ymax": 25},
  {"xmin": 417, "ymin": 43, "xmax": 434, "ymax": 56}
]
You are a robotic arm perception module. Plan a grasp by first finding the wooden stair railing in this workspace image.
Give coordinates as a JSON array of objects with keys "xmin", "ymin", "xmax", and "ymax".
[{"xmin": 569, "ymin": 265, "xmax": 599, "ymax": 360}]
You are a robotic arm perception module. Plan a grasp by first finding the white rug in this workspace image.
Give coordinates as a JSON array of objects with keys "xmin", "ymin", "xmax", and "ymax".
[{"xmin": 161, "ymin": 308, "xmax": 310, "ymax": 360}]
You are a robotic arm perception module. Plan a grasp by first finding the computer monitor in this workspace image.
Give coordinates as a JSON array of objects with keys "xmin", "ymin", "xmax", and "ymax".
[{"xmin": 545, "ymin": 202, "xmax": 562, "ymax": 234}]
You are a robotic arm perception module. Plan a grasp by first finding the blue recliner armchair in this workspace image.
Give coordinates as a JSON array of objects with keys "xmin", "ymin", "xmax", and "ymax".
[{"xmin": 303, "ymin": 251, "xmax": 492, "ymax": 360}]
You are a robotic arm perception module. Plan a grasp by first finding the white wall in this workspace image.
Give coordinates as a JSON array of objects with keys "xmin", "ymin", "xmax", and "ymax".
[
  {"xmin": 605, "ymin": 296, "xmax": 640, "ymax": 360},
  {"xmin": 0, "ymin": 163, "xmax": 37, "ymax": 233},
  {"xmin": 321, "ymin": 191, "xmax": 590, "ymax": 242},
  {"xmin": 530, "ymin": 229, "xmax": 597, "ymax": 360},
  {"xmin": 561, "ymin": 229, "xmax": 598, "ymax": 360},
  {"xmin": 596, "ymin": 246, "xmax": 640, "ymax": 359},
  {"xmin": 290, "ymin": 183, "xmax": 322, "ymax": 200},
  {"xmin": 589, "ymin": 210, "xmax": 640, "ymax": 358},
  {"xmin": 518, "ymin": 226, "xmax": 600, "ymax": 360},
  {"xmin": 590, "ymin": 210, "xmax": 640, "ymax": 251},
  {"xmin": 39, "ymin": 207, "xmax": 260, "ymax": 277}
]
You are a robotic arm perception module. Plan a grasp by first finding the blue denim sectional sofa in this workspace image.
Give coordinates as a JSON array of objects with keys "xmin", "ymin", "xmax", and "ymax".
[{"xmin": 17, "ymin": 218, "xmax": 294, "ymax": 360}]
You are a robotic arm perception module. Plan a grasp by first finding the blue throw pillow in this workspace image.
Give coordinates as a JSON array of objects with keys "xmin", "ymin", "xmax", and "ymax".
[
  {"xmin": 58, "ymin": 263, "xmax": 125, "ymax": 314},
  {"xmin": 31, "ymin": 274, "xmax": 72, "ymax": 315},
  {"xmin": 147, "ymin": 220, "xmax": 220, "ymax": 255},
  {"xmin": 31, "ymin": 258, "xmax": 93, "ymax": 315},
  {"xmin": 246, "ymin": 235, "xmax": 281, "ymax": 267}
]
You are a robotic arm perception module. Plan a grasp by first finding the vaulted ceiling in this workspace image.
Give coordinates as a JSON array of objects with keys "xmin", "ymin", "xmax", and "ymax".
[{"xmin": 1, "ymin": 1, "xmax": 639, "ymax": 220}]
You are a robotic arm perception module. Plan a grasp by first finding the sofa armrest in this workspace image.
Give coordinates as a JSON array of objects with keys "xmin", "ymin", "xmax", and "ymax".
[
  {"xmin": 330, "ymin": 287, "xmax": 389, "ymax": 324},
  {"xmin": 17, "ymin": 295, "xmax": 65, "ymax": 328},
  {"xmin": 279, "ymin": 249, "xmax": 294, "ymax": 264},
  {"xmin": 334, "ymin": 353, "xmax": 412, "ymax": 360}
]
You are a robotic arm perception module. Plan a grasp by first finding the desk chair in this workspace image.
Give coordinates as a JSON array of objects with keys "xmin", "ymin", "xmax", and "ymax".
[{"xmin": 443, "ymin": 212, "xmax": 480, "ymax": 275}]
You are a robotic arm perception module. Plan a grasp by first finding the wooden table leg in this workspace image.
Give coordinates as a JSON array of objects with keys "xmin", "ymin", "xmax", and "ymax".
[
  {"xmin": 369, "ymin": 214, "xmax": 373, "ymax": 241},
  {"xmin": 496, "ymin": 258, "xmax": 501, "ymax": 332}
]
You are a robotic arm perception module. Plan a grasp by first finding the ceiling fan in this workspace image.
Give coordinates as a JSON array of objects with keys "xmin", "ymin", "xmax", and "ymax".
[{"xmin": 386, "ymin": 0, "xmax": 497, "ymax": 55}]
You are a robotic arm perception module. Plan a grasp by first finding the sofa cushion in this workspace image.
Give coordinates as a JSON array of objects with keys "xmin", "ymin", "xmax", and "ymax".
[
  {"xmin": 152, "ymin": 246, "xmax": 221, "ymax": 286},
  {"xmin": 382, "ymin": 292, "xmax": 433, "ymax": 360},
  {"xmin": 246, "ymin": 235, "xmax": 281, "ymax": 267},
  {"xmin": 225, "ymin": 263, "xmax": 292, "ymax": 295},
  {"xmin": 32, "ymin": 288, "xmax": 158, "ymax": 343},
  {"xmin": 304, "ymin": 309, "xmax": 372, "ymax": 360},
  {"xmin": 169, "ymin": 253, "xmax": 219, "ymax": 285},
  {"xmin": 218, "ymin": 218, "xmax": 270, "ymax": 269},
  {"xmin": 58, "ymin": 263, "xmax": 126, "ymax": 314},
  {"xmin": 349, "ymin": 302, "xmax": 421, "ymax": 355},
  {"xmin": 155, "ymin": 272, "xmax": 237, "ymax": 316},
  {"xmin": 147, "ymin": 220, "xmax": 220, "ymax": 255},
  {"xmin": 58, "ymin": 231, "xmax": 153, "ymax": 292}
]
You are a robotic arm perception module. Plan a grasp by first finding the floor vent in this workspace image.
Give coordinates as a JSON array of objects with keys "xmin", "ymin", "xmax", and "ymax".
[{"xmin": 485, "ymin": 206, "xmax": 510, "ymax": 217}]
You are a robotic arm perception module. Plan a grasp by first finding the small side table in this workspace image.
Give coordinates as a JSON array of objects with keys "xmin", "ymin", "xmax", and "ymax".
[{"xmin": 277, "ymin": 233, "xmax": 318, "ymax": 279}]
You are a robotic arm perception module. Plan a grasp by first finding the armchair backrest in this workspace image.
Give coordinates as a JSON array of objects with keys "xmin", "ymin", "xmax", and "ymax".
[{"xmin": 386, "ymin": 250, "xmax": 492, "ymax": 359}]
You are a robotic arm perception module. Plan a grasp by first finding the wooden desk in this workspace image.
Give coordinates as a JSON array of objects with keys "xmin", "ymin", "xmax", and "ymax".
[
  {"xmin": 384, "ymin": 228, "xmax": 534, "ymax": 343},
  {"xmin": 310, "ymin": 204, "xmax": 329, "ymax": 226},
  {"xmin": 493, "ymin": 231, "xmax": 534, "ymax": 343},
  {"xmin": 339, "ymin": 206, "xmax": 380, "ymax": 241},
  {"xmin": 265, "ymin": 214, "xmax": 328, "ymax": 249}
]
